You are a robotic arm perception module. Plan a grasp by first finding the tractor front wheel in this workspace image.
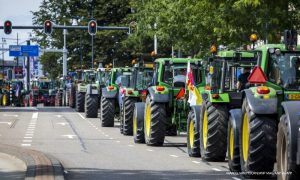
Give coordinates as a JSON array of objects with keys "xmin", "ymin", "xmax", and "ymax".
[
  {"xmin": 227, "ymin": 115, "xmax": 241, "ymax": 172},
  {"xmin": 85, "ymin": 94, "xmax": 99, "ymax": 118},
  {"xmin": 122, "ymin": 97, "xmax": 137, "ymax": 135},
  {"xmin": 200, "ymin": 100, "xmax": 228, "ymax": 161},
  {"xmin": 69, "ymin": 85, "xmax": 76, "ymax": 108},
  {"xmin": 75, "ymin": 92, "xmax": 85, "ymax": 112},
  {"xmin": 187, "ymin": 107, "xmax": 201, "ymax": 157},
  {"xmin": 240, "ymin": 98, "xmax": 277, "ymax": 178},
  {"xmin": 144, "ymin": 96, "xmax": 167, "ymax": 146},
  {"xmin": 133, "ymin": 103, "xmax": 145, "ymax": 144},
  {"xmin": 277, "ymin": 114, "xmax": 300, "ymax": 180},
  {"xmin": 100, "ymin": 96, "xmax": 115, "ymax": 127}
]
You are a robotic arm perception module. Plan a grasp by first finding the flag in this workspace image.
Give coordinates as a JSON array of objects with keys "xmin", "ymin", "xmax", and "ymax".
[{"xmin": 186, "ymin": 61, "xmax": 203, "ymax": 106}]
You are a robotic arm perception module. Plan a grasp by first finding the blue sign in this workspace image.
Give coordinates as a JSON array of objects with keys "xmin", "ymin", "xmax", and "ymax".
[
  {"xmin": 9, "ymin": 45, "xmax": 22, "ymax": 56},
  {"xmin": 9, "ymin": 45, "xmax": 39, "ymax": 57},
  {"xmin": 21, "ymin": 45, "xmax": 39, "ymax": 56}
]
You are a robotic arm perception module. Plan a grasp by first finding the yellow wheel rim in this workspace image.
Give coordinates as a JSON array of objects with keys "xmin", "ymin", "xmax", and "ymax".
[
  {"xmin": 133, "ymin": 113, "xmax": 137, "ymax": 136},
  {"xmin": 202, "ymin": 110, "xmax": 208, "ymax": 149},
  {"xmin": 145, "ymin": 103, "xmax": 151, "ymax": 137},
  {"xmin": 189, "ymin": 119, "xmax": 194, "ymax": 148},
  {"xmin": 229, "ymin": 126, "xmax": 234, "ymax": 160},
  {"xmin": 242, "ymin": 112, "xmax": 249, "ymax": 162},
  {"xmin": 2, "ymin": 94, "xmax": 7, "ymax": 106}
]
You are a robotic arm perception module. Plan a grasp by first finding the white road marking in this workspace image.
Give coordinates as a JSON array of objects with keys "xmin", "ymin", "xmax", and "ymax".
[
  {"xmin": 56, "ymin": 122, "xmax": 67, "ymax": 126},
  {"xmin": 212, "ymin": 168, "xmax": 221, "ymax": 172},
  {"xmin": 0, "ymin": 122, "xmax": 12, "ymax": 125},
  {"xmin": 25, "ymin": 134, "xmax": 34, "ymax": 136},
  {"xmin": 26, "ymin": 131, "xmax": 34, "ymax": 133},
  {"xmin": 62, "ymin": 135, "xmax": 77, "ymax": 139},
  {"xmin": 232, "ymin": 178, "xmax": 241, "ymax": 180},
  {"xmin": 170, "ymin": 155, "xmax": 179, "ymax": 158},
  {"xmin": 27, "ymin": 128, "xmax": 35, "ymax": 130},
  {"xmin": 21, "ymin": 144, "xmax": 31, "ymax": 146},
  {"xmin": 102, "ymin": 132, "xmax": 105, "ymax": 135},
  {"xmin": 109, "ymin": 137, "xmax": 114, "ymax": 140},
  {"xmin": 192, "ymin": 161, "xmax": 201, "ymax": 164},
  {"xmin": 147, "ymin": 149, "xmax": 153, "ymax": 152},
  {"xmin": 128, "ymin": 145, "xmax": 134, "ymax": 147},
  {"xmin": 105, "ymin": 135, "xmax": 109, "ymax": 137},
  {"xmin": 78, "ymin": 113, "xmax": 85, "ymax": 120},
  {"xmin": 116, "ymin": 141, "xmax": 120, "ymax": 143},
  {"xmin": 28, "ymin": 125, "xmax": 36, "ymax": 127},
  {"xmin": 3, "ymin": 114, "xmax": 18, "ymax": 117},
  {"xmin": 24, "ymin": 137, "xmax": 32, "ymax": 139},
  {"xmin": 32, "ymin": 112, "xmax": 38, "ymax": 119},
  {"xmin": 23, "ymin": 140, "xmax": 32, "ymax": 142},
  {"xmin": 55, "ymin": 115, "xmax": 62, "ymax": 118}
]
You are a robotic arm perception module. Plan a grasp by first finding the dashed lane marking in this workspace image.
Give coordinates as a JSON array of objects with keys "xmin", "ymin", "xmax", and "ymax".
[
  {"xmin": 0, "ymin": 122, "xmax": 12, "ymax": 125},
  {"xmin": 24, "ymin": 137, "xmax": 32, "ymax": 139},
  {"xmin": 105, "ymin": 135, "xmax": 109, "ymax": 137},
  {"xmin": 128, "ymin": 145, "xmax": 134, "ymax": 147},
  {"xmin": 25, "ymin": 134, "xmax": 34, "ymax": 136},
  {"xmin": 147, "ymin": 149, "xmax": 153, "ymax": 152},
  {"xmin": 3, "ymin": 114, "xmax": 18, "ymax": 117},
  {"xmin": 116, "ymin": 141, "xmax": 120, "ymax": 143},
  {"xmin": 77, "ymin": 113, "xmax": 85, "ymax": 120},
  {"xmin": 192, "ymin": 161, "xmax": 201, "ymax": 164},
  {"xmin": 23, "ymin": 140, "xmax": 32, "ymax": 142},
  {"xmin": 56, "ymin": 122, "xmax": 67, "ymax": 126},
  {"xmin": 21, "ymin": 144, "xmax": 31, "ymax": 147},
  {"xmin": 169, "ymin": 155, "xmax": 179, "ymax": 158},
  {"xmin": 32, "ymin": 112, "xmax": 38, "ymax": 119},
  {"xmin": 109, "ymin": 138, "xmax": 114, "ymax": 140},
  {"xmin": 212, "ymin": 168, "xmax": 222, "ymax": 172},
  {"xmin": 62, "ymin": 135, "xmax": 77, "ymax": 139},
  {"xmin": 232, "ymin": 178, "xmax": 241, "ymax": 180}
]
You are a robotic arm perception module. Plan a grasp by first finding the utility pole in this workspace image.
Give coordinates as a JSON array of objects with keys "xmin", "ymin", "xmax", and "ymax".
[
  {"xmin": 1, "ymin": 38, "xmax": 5, "ymax": 76},
  {"xmin": 63, "ymin": 23, "xmax": 67, "ymax": 77},
  {"xmin": 26, "ymin": 40, "xmax": 30, "ymax": 91}
]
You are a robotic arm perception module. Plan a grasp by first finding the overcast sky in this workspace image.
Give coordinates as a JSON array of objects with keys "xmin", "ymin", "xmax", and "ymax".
[{"xmin": 0, "ymin": 0, "xmax": 43, "ymax": 60}]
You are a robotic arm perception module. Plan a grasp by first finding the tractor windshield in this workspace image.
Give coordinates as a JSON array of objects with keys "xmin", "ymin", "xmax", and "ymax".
[
  {"xmin": 268, "ymin": 51, "xmax": 300, "ymax": 90},
  {"xmin": 115, "ymin": 71, "xmax": 132, "ymax": 88},
  {"xmin": 39, "ymin": 82, "xmax": 50, "ymax": 89},
  {"xmin": 84, "ymin": 72, "xmax": 96, "ymax": 82},
  {"xmin": 163, "ymin": 63, "xmax": 201, "ymax": 87},
  {"xmin": 135, "ymin": 69, "xmax": 153, "ymax": 90}
]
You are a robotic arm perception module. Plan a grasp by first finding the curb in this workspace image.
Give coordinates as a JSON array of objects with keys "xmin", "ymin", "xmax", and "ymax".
[{"xmin": 0, "ymin": 143, "xmax": 64, "ymax": 180}]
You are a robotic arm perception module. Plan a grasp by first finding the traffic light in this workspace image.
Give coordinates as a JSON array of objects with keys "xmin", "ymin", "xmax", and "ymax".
[
  {"xmin": 44, "ymin": 20, "xmax": 53, "ymax": 35},
  {"xmin": 88, "ymin": 20, "xmax": 97, "ymax": 35},
  {"xmin": 4, "ymin": 20, "xmax": 12, "ymax": 34}
]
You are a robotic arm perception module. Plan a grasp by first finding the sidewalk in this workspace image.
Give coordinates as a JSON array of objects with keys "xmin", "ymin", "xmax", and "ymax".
[{"xmin": 0, "ymin": 144, "xmax": 65, "ymax": 180}]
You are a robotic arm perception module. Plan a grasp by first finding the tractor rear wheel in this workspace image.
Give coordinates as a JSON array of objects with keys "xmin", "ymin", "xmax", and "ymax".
[
  {"xmin": 133, "ymin": 103, "xmax": 145, "ymax": 143},
  {"xmin": 277, "ymin": 114, "xmax": 300, "ymax": 180},
  {"xmin": 75, "ymin": 92, "xmax": 85, "ymax": 112},
  {"xmin": 122, "ymin": 97, "xmax": 137, "ymax": 135},
  {"xmin": 85, "ymin": 94, "xmax": 99, "ymax": 118},
  {"xmin": 0, "ymin": 94, "xmax": 3, "ymax": 106},
  {"xmin": 228, "ymin": 116, "xmax": 241, "ymax": 172},
  {"xmin": 69, "ymin": 85, "xmax": 76, "ymax": 108},
  {"xmin": 240, "ymin": 98, "xmax": 277, "ymax": 177},
  {"xmin": 187, "ymin": 108, "xmax": 201, "ymax": 157},
  {"xmin": 200, "ymin": 100, "xmax": 228, "ymax": 161},
  {"xmin": 144, "ymin": 96, "xmax": 167, "ymax": 146},
  {"xmin": 100, "ymin": 96, "xmax": 115, "ymax": 127}
]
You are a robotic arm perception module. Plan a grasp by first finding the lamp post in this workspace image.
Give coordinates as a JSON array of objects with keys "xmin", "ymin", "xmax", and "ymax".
[{"xmin": 71, "ymin": 17, "xmax": 83, "ymax": 70}]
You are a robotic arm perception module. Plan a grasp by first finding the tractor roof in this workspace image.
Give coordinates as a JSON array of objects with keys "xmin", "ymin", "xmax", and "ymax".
[
  {"xmin": 255, "ymin": 44, "xmax": 300, "ymax": 51},
  {"xmin": 155, "ymin": 58, "xmax": 201, "ymax": 64},
  {"xmin": 217, "ymin": 50, "xmax": 255, "ymax": 58},
  {"xmin": 83, "ymin": 69, "xmax": 96, "ymax": 73},
  {"xmin": 111, "ymin": 67, "xmax": 132, "ymax": 72}
]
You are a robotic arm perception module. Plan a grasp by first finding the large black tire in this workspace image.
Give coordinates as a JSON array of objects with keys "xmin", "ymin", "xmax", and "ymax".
[
  {"xmin": 200, "ymin": 100, "xmax": 228, "ymax": 161},
  {"xmin": 69, "ymin": 85, "xmax": 76, "ymax": 108},
  {"xmin": 133, "ymin": 103, "xmax": 145, "ymax": 144},
  {"xmin": 144, "ymin": 96, "xmax": 167, "ymax": 146},
  {"xmin": 100, "ymin": 96, "xmax": 115, "ymax": 127},
  {"xmin": 277, "ymin": 114, "xmax": 300, "ymax": 180},
  {"xmin": 240, "ymin": 98, "xmax": 277, "ymax": 177},
  {"xmin": 228, "ymin": 115, "xmax": 241, "ymax": 172},
  {"xmin": 30, "ymin": 95, "xmax": 37, "ymax": 107},
  {"xmin": 55, "ymin": 91, "xmax": 63, "ymax": 106},
  {"xmin": 122, "ymin": 97, "xmax": 137, "ymax": 135},
  {"xmin": 85, "ymin": 94, "xmax": 99, "ymax": 118},
  {"xmin": 187, "ymin": 107, "xmax": 201, "ymax": 157},
  {"xmin": 166, "ymin": 124, "xmax": 177, "ymax": 136},
  {"xmin": 75, "ymin": 92, "xmax": 85, "ymax": 112},
  {"xmin": 0, "ymin": 94, "xmax": 3, "ymax": 106}
]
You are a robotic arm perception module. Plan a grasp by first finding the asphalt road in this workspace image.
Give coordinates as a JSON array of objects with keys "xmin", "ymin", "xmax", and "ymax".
[{"xmin": 0, "ymin": 106, "xmax": 243, "ymax": 180}]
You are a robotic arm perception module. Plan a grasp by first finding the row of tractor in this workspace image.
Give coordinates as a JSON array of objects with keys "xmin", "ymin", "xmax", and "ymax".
[{"xmin": 80, "ymin": 33, "xmax": 299, "ymax": 179}]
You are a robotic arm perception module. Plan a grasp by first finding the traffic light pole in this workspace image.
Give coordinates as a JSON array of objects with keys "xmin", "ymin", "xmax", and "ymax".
[
  {"xmin": 26, "ymin": 40, "xmax": 30, "ymax": 91},
  {"xmin": 63, "ymin": 23, "xmax": 67, "ymax": 77}
]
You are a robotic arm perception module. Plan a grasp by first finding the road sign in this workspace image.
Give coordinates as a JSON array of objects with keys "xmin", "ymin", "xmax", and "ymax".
[
  {"xmin": 9, "ymin": 45, "xmax": 22, "ymax": 56},
  {"xmin": 21, "ymin": 45, "xmax": 39, "ymax": 56}
]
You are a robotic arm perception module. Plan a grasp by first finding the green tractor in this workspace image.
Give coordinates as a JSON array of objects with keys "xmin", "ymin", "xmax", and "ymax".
[
  {"xmin": 187, "ymin": 50, "xmax": 257, "ymax": 160},
  {"xmin": 68, "ymin": 70, "xmax": 83, "ymax": 108},
  {"xmin": 25, "ymin": 77, "xmax": 56, "ymax": 106},
  {"xmin": 55, "ymin": 77, "xmax": 68, "ymax": 106},
  {"xmin": 100, "ymin": 67, "xmax": 132, "ymax": 127},
  {"xmin": 228, "ymin": 32, "xmax": 300, "ymax": 179},
  {"xmin": 75, "ymin": 69, "xmax": 99, "ymax": 117},
  {"xmin": 133, "ymin": 58, "xmax": 203, "ymax": 145},
  {"xmin": 119, "ymin": 62, "xmax": 154, "ymax": 135}
]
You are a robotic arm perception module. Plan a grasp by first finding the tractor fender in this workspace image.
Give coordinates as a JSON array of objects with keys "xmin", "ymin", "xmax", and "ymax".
[
  {"xmin": 86, "ymin": 84, "xmax": 99, "ymax": 95},
  {"xmin": 229, "ymin": 108, "xmax": 242, "ymax": 136},
  {"xmin": 102, "ymin": 87, "xmax": 117, "ymax": 98},
  {"xmin": 244, "ymin": 89, "xmax": 277, "ymax": 114},
  {"xmin": 148, "ymin": 87, "xmax": 169, "ymax": 103},
  {"xmin": 190, "ymin": 105, "xmax": 201, "ymax": 132},
  {"xmin": 281, "ymin": 101, "xmax": 300, "ymax": 165}
]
